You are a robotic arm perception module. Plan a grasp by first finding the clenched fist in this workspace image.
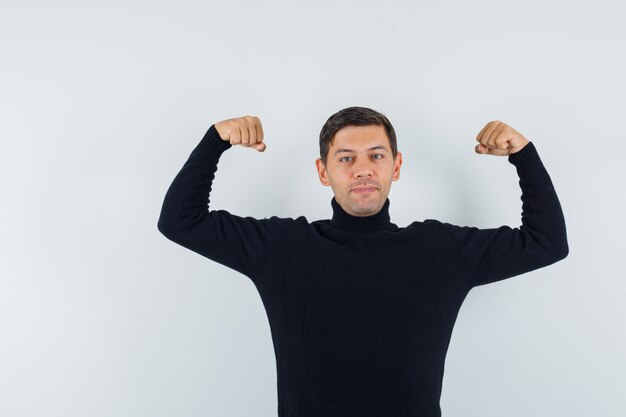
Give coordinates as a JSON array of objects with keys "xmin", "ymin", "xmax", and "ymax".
[
  {"xmin": 214, "ymin": 115, "xmax": 266, "ymax": 152},
  {"xmin": 475, "ymin": 120, "xmax": 530, "ymax": 156}
]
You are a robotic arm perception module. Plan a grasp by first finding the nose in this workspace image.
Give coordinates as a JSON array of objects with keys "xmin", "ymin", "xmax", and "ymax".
[{"xmin": 353, "ymin": 158, "xmax": 374, "ymax": 178}]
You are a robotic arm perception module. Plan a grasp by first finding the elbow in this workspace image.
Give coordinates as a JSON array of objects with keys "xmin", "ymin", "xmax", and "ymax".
[
  {"xmin": 537, "ymin": 223, "xmax": 569, "ymax": 263},
  {"xmin": 157, "ymin": 219, "xmax": 170, "ymax": 236},
  {"xmin": 157, "ymin": 216, "xmax": 180, "ymax": 239},
  {"xmin": 557, "ymin": 241, "xmax": 569, "ymax": 261},
  {"xmin": 553, "ymin": 242, "xmax": 569, "ymax": 262},
  {"xmin": 556, "ymin": 227, "xmax": 570, "ymax": 261},
  {"xmin": 548, "ymin": 238, "xmax": 569, "ymax": 264},
  {"xmin": 532, "ymin": 235, "xmax": 569, "ymax": 267}
]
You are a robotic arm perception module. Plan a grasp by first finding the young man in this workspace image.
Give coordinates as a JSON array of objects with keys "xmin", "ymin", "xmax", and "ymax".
[{"xmin": 157, "ymin": 106, "xmax": 568, "ymax": 417}]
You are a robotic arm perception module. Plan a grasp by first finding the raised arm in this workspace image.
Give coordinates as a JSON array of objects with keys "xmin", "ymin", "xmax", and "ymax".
[
  {"xmin": 435, "ymin": 121, "xmax": 569, "ymax": 288},
  {"xmin": 157, "ymin": 116, "xmax": 292, "ymax": 280}
]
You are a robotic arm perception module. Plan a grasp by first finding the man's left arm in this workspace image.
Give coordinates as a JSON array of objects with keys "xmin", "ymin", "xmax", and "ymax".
[{"xmin": 437, "ymin": 121, "xmax": 569, "ymax": 288}]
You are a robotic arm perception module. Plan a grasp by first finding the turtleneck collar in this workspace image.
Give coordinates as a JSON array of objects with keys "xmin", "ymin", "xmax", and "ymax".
[{"xmin": 329, "ymin": 196, "xmax": 396, "ymax": 233}]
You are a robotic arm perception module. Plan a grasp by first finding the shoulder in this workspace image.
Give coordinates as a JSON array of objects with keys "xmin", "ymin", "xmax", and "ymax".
[
  {"xmin": 407, "ymin": 218, "xmax": 445, "ymax": 231},
  {"xmin": 390, "ymin": 219, "xmax": 448, "ymax": 244},
  {"xmin": 405, "ymin": 218, "xmax": 470, "ymax": 244}
]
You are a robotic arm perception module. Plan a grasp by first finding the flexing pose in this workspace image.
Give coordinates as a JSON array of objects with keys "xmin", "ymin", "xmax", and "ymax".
[{"xmin": 157, "ymin": 106, "xmax": 569, "ymax": 417}]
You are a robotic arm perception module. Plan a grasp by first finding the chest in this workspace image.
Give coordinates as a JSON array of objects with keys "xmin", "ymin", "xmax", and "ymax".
[{"xmin": 262, "ymin": 232, "xmax": 468, "ymax": 323}]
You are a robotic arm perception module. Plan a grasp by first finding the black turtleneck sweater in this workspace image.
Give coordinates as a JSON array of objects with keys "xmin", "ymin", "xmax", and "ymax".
[{"xmin": 157, "ymin": 124, "xmax": 569, "ymax": 417}]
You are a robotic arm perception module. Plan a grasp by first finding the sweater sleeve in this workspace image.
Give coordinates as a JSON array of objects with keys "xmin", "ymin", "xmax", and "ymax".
[
  {"xmin": 436, "ymin": 141, "xmax": 569, "ymax": 288},
  {"xmin": 157, "ymin": 124, "xmax": 292, "ymax": 280}
]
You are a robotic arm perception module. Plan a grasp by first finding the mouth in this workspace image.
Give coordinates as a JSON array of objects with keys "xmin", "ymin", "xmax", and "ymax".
[{"xmin": 351, "ymin": 187, "xmax": 377, "ymax": 193}]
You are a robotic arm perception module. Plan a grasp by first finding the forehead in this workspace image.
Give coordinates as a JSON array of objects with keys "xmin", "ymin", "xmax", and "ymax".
[{"xmin": 331, "ymin": 124, "xmax": 388, "ymax": 148}]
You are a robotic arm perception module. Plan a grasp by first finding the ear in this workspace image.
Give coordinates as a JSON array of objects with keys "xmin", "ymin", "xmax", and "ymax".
[
  {"xmin": 392, "ymin": 152, "xmax": 402, "ymax": 181},
  {"xmin": 315, "ymin": 158, "xmax": 331, "ymax": 186}
]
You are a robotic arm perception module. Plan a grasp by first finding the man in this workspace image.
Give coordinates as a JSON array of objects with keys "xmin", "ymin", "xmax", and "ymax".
[{"xmin": 157, "ymin": 106, "xmax": 569, "ymax": 417}]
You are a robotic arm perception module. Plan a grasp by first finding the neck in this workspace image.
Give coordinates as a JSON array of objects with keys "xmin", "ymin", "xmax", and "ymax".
[{"xmin": 329, "ymin": 196, "xmax": 396, "ymax": 233}]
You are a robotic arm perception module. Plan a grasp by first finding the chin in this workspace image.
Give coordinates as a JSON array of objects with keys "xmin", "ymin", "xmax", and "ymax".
[{"xmin": 350, "ymin": 195, "xmax": 381, "ymax": 208}]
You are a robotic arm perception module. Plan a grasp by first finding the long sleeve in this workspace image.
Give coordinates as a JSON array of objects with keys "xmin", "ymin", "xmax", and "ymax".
[
  {"xmin": 435, "ymin": 141, "xmax": 569, "ymax": 288},
  {"xmin": 157, "ymin": 124, "xmax": 292, "ymax": 280}
]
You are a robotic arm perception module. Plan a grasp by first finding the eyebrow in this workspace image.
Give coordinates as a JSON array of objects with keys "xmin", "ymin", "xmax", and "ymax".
[{"xmin": 334, "ymin": 145, "xmax": 388, "ymax": 156}]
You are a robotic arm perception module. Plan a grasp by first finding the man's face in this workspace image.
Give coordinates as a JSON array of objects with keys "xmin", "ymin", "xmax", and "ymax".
[{"xmin": 315, "ymin": 124, "xmax": 402, "ymax": 217}]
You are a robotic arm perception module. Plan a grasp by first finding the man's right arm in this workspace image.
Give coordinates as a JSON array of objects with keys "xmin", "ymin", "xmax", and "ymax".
[{"xmin": 157, "ymin": 122, "xmax": 292, "ymax": 280}]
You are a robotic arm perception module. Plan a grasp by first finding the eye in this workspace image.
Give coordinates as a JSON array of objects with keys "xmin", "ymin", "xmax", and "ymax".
[{"xmin": 339, "ymin": 154, "xmax": 384, "ymax": 163}]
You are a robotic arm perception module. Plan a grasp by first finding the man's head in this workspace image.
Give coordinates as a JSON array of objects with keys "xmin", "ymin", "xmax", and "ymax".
[{"xmin": 315, "ymin": 106, "xmax": 402, "ymax": 217}]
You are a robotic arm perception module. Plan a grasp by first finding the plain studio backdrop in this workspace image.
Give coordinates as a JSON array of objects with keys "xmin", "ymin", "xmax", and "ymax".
[{"xmin": 1, "ymin": 0, "xmax": 625, "ymax": 416}]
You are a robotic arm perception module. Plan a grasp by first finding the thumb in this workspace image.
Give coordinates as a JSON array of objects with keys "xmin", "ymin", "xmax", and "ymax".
[
  {"xmin": 475, "ymin": 144, "xmax": 487, "ymax": 154},
  {"xmin": 475, "ymin": 143, "xmax": 509, "ymax": 156},
  {"xmin": 252, "ymin": 142, "xmax": 267, "ymax": 152}
]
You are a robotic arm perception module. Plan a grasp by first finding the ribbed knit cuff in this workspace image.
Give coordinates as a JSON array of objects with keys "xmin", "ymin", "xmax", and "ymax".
[
  {"xmin": 193, "ymin": 124, "xmax": 232, "ymax": 156},
  {"xmin": 507, "ymin": 141, "xmax": 547, "ymax": 177}
]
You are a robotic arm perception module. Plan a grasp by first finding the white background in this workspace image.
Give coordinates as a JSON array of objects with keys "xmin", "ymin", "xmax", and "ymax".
[{"xmin": 1, "ymin": 0, "xmax": 625, "ymax": 416}]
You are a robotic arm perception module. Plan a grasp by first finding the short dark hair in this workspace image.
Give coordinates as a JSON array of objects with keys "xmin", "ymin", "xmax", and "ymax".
[{"xmin": 319, "ymin": 106, "xmax": 398, "ymax": 166}]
